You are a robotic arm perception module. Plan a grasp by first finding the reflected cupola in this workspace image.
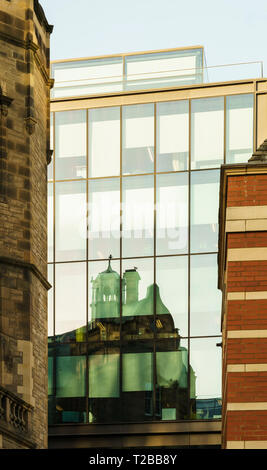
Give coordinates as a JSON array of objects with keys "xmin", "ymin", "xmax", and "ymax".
[{"xmin": 91, "ymin": 256, "xmax": 120, "ymax": 320}]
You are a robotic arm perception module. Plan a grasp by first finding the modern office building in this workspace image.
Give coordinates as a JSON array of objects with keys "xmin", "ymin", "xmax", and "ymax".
[{"xmin": 47, "ymin": 46, "xmax": 267, "ymax": 448}]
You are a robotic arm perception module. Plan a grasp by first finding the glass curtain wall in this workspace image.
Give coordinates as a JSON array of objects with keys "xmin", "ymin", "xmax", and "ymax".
[{"xmin": 48, "ymin": 93, "xmax": 253, "ymax": 425}]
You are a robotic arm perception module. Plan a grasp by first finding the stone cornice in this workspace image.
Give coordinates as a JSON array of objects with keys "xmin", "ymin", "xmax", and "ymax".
[
  {"xmin": 34, "ymin": 0, "xmax": 54, "ymax": 34},
  {"xmin": 0, "ymin": 256, "xmax": 51, "ymax": 291}
]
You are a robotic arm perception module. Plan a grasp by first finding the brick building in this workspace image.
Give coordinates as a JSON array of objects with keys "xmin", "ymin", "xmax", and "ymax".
[
  {"xmin": 218, "ymin": 140, "xmax": 267, "ymax": 449},
  {"xmin": 0, "ymin": 0, "xmax": 52, "ymax": 449}
]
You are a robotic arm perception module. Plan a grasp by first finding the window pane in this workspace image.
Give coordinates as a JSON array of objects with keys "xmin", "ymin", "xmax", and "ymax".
[
  {"xmin": 190, "ymin": 254, "xmax": 222, "ymax": 336},
  {"xmin": 48, "ymin": 183, "xmax": 53, "ymax": 262},
  {"xmin": 48, "ymin": 264, "xmax": 54, "ymax": 338},
  {"xmin": 88, "ymin": 178, "xmax": 120, "ymax": 260},
  {"xmin": 88, "ymin": 259, "xmax": 120, "ymax": 329},
  {"xmin": 190, "ymin": 338, "xmax": 222, "ymax": 420},
  {"xmin": 55, "ymin": 262, "xmax": 86, "ymax": 340},
  {"xmin": 55, "ymin": 110, "xmax": 86, "ymax": 180},
  {"xmin": 54, "ymin": 344, "xmax": 87, "ymax": 424},
  {"xmin": 88, "ymin": 345, "xmax": 121, "ymax": 424},
  {"xmin": 156, "ymin": 256, "xmax": 188, "ymax": 337},
  {"xmin": 156, "ymin": 339, "xmax": 188, "ymax": 420},
  {"xmin": 190, "ymin": 170, "xmax": 219, "ymax": 253},
  {"xmin": 48, "ymin": 112, "xmax": 53, "ymax": 181},
  {"xmin": 157, "ymin": 101, "xmax": 189, "ymax": 172},
  {"xmin": 55, "ymin": 181, "xmax": 86, "ymax": 262},
  {"xmin": 122, "ymin": 104, "xmax": 154, "ymax": 175},
  {"xmin": 226, "ymin": 94, "xmax": 253, "ymax": 164},
  {"xmin": 89, "ymin": 107, "xmax": 120, "ymax": 177},
  {"xmin": 191, "ymin": 97, "xmax": 224, "ymax": 169},
  {"xmin": 123, "ymin": 352, "xmax": 153, "ymax": 392},
  {"xmin": 156, "ymin": 173, "xmax": 188, "ymax": 255},
  {"xmin": 122, "ymin": 175, "xmax": 154, "ymax": 257}
]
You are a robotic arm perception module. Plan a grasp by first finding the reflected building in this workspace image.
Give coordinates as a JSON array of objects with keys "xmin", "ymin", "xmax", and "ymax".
[
  {"xmin": 48, "ymin": 45, "xmax": 267, "ymax": 448},
  {"xmin": 49, "ymin": 258, "xmax": 196, "ymax": 425}
]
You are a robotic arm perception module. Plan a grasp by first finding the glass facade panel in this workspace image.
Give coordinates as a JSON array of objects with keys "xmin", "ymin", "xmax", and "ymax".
[
  {"xmin": 55, "ymin": 110, "xmax": 86, "ymax": 180},
  {"xmin": 122, "ymin": 104, "xmax": 154, "ymax": 175},
  {"xmin": 156, "ymin": 339, "xmax": 189, "ymax": 421},
  {"xmin": 190, "ymin": 338, "xmax": 222, "ymax": 420},
  {"xmin": 88, "ymin": 259, "xmax": 120, "ymax": 329},
  {"xmin": 190, "ymin": 254, "xmax": 222, "ymax": 336},
  {"xmin": 55, "ymin": 181, "xmax": 86, "ymax": 262},
  {"xmin": 55, "ymin": 262, "xmax": 86, "ymax": 340},
  {"xmin": 156, "ymin": 256, "xmax": 188, "ymax": 337},
  {"xmin": 122, "ymin": 175, "xmax": 154, "ymax": 257},
  {"xmin": 88, "ymin": 178, "xmax": 120, "ymax": 260},
  {"xmin": 156, "ymin": 172, "xmax": 188, "ymax": 255},
  {"xmin": 190, "ymin": 170, "xmax": 220, "ymax": 253},
  {"xmin": 226, "ymin": 94, "xmax": 253, "ymax": 163},
  {"xmin": 89, "ymin": 107, "xmax": 120, "ymax": 177},
  {"xmin": 48, "ymin": 85, "xmax": 256, "ymax": 426},
  {"xmin": 48, "ymin": 264, "xmax": 54, "ymax": 338},
  {"xmin": 48, "ymin": 113, "xmax": 53, "ymax": 181},
  {"xmin": 48, "ymin": 183, "xmax": 53, "ymax": 262},
  {"xmin": 191, "ymin": 97, "xmax": 224, "ymax": 169},
  {"xmin": 157, "ymin": 100, "xmax": 189, "ymax": 172}
]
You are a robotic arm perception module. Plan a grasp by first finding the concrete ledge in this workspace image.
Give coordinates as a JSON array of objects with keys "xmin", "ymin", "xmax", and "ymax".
[
  {"xmin": 227, "ymin": 329, "xmax": 267, "ymax": 338},
  {"xmin": 227, "ymin": 291, "xmax": 267, "ymax": 300},
  {"xmin": 227, "ymin": 402, "xmax": 267, "ymax": 411},
  {"xmin": 228, "ymin": 247, "xmax": 267, "ymax": 261}
]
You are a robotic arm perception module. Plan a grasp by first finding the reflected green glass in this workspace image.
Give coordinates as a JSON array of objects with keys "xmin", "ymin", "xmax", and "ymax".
[
  {"xmin": 123, "ymin": 352, "xmax": 153, "ymax": 392},
  {"xmin": 56, "ymin": 355, "xmax": 86, "ymax": 398},
  {"xmin": 122, "ymin": 175, "xmax": 154, "ymax": 257},
  {"xmin": 48, "ymin": 355, "xmax": 53, "ymax": 396},
  {"xmin": 156, "ymin": 172, "xmax": 188, "ymax": 255},
  {"xmin": 191, "ymin": 97, "xmax": 224, "ymax": 169},
  {"xmin": 190, "ymin": 338, "xmax": 222, "ymax": 420},
  {"xmin": 122, "ymin": 104, "xmax": 154, "ymax": 175},
  {"xmin": 55, "ymin": 181, "xmax": 86, "ymax": 262},
  {"xmin": 157, "ymin": 101, "xmax": 189, "ymax": 172},
  {"xmin": 226, "ymin": 94, "xmax": 253, "ymax": 164},
  {"xmin": 88, "ymin": 178, "xmax": 120, "ymax": 260},
  {"xmin": 190, "ymin": 170, "xmax": 220, "ymax": 253},
  {"xmin": 89, "ymin": 353, "xmax": 120, "ymax": 398},
  {"xmin": 55, "ymin": 262, "xmax": 86, "ymax": 340},
  {"xmin": 156, "ymin": 256, "xmax": 188, "ymax": 337},
  {"xmin": 89, "ymin": 107, "xmax": 120, "ymax": 177},
  {"xmin": 156, "ymin": 339, "xmax": 189, "ymax": 420},
  {"xmin": 55, "ymin": 110, "xmax": 86, "ymax": 180},
  {"xmin": 190, "ymin": 254, "xmax": 222, "ymax": 336}
]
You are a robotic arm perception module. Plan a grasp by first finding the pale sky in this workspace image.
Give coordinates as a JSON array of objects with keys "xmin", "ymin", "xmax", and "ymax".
[{"xmin": 41, "ymin": 0, "xmax": 267, "ymax": 77}]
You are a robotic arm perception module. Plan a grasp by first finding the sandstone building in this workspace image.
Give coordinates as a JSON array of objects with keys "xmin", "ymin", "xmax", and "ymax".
[{"xmin": 0, "ymin": 0, "xmax": 52, "ymax": 448}]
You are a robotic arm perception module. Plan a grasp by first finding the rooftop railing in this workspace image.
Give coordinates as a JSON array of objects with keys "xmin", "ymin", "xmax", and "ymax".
[{"xmin": 51, "ymin": 55, "xmax": 263, "ymax": 100}]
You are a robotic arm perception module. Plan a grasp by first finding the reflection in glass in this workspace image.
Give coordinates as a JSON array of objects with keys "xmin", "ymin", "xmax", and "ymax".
[
  {"xmin": 55, "ymin": 181, "xmax": 86, "ymax": 262},
  {"xmin": 226, "ymin": 94, "xmax": 253, "ymax": 164},
  {"xmin": 191, "ymin": 170, "xmax": 219, "ymax": 253},
  {"xmin": 48, "ymin": 183, "xmax": 53, "ymax": 262},
  {"xmin": 54, "ymin": 344, "xmax": 87, "ymax": 424},
  {"xmin": 156, "ymin": 256, "xmax": 188, "ymax": 337},
  {"xmin": 55, "ymin": 110, "xmax": 86, "ymax": 180},
  {"xmin": 122, "ymin": 104, "xmax": 154, "ymax": 175},
  {"xmin": 157, "ymin": 101, "xmax": 189, "ymax": 172},
  {"xmin": 191, "ymin": 97, "xmax": 224, "ymax": 169},
  {"xmin": 55, "ymin": 262, "xmax": 86, "ymax": 340},
  {"xmin": 156, "ymin": 339, "xmax": 189, "ymax": 420},
  {"xmin": 190, "ymin": 254, "xmax": 222, "ymax": 336},
  {"xmin": 48, "ymin": 264, "xmax": 54, "ymax": 338},
  {"xmin": 89, "ymin": 107, "xmax": 120, "ymax": 177},
  {"xmin": 88, "ymin": 178, "xmax": 120, "ymax": 260},
  {"xmin": 48, "ymin": 113, "xmax": 53, "ymax": 181},
  {"xmin": 156, "ymin": 173, "xmax": 188, "ymax": 255},
  {"xmin": 190, "ymin": 338, "xmax": 222, "ymax": 420},
  {"xmin": 122, "ymin": 175, "xmax": 154, "ymax": 257},
  {"xmin": 88, "ymin": 346, "xmax": 121, "ymax": 423}
]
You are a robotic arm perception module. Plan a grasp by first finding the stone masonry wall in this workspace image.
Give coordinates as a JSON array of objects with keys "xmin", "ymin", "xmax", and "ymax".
[{"xmin": 0, "ymin": 0, "xmax": 52, "ymax": 449}]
